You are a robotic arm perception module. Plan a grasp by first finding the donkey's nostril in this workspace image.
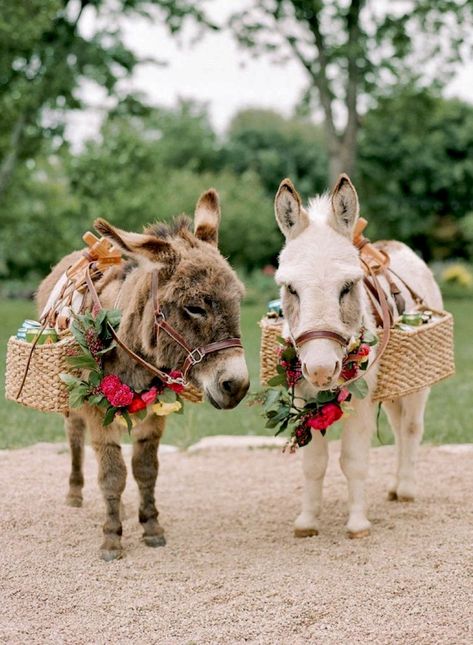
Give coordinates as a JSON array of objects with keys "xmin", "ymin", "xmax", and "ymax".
[
  {"xmin": 222, "ymin": 379, "xmax": 234, "ymax": 394},
  {"xmin": 333, "ymin": 361, "xmax": 340, "ymax": 376}
]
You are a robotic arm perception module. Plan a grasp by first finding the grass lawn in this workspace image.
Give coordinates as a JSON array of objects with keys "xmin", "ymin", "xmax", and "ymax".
[{"xmin": 1, "ymin": 297, "xmax": 472, "ymax": 449}]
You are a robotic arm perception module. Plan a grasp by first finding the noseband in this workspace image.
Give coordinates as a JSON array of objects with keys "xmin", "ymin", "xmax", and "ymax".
[
  {"xmin": 294, "ymin": 329, "xmax": 348, "ymax": 350},
  {"xmin": 289, "ymin": 265, "xmax": 391, "ymax": 381},
  {"xmin": 85, "ymin": 265, "xmax": 242, "ymax": 387}
]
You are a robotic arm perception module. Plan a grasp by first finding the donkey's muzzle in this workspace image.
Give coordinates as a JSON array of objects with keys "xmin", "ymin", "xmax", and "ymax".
[{"xmin": 207, "ymin": 374, "xmax": 250, "ymax": 410}]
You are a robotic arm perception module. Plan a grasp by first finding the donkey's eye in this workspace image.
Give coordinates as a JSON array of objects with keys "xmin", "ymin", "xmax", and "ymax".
[
  {"xmin": 184, "ymin": 305, "xmax": 206, "ymax": 318},
  {"xmin": 340, "ymin": 281, "xmax": 354, "ymax": 299},
  {"xmin": 287, "ymin": 284, "xmax": 298, "ymax": 297}
]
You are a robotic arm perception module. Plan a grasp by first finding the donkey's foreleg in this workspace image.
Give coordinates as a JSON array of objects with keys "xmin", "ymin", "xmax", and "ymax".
[
  {"xmin": 395, "ymin": 389, "xmax": 429, "ymax": 502},
  {"xmin": 294, "ymin": 431, "xmax": 328, "ymax": 537},
  {"xmin": 64, "ymin": 412, "xmax": 86, "ymax": 507},
  {"xmin": 131, "ymin": 414, "xmax": 166, "ymax": 548},
  {"xmin": 89, "ymin": 417, "xmax": 127, "ymax": 561},
  {"xmin": 340, "ymin": 401, "xmax": 375, "ymax": 538}
]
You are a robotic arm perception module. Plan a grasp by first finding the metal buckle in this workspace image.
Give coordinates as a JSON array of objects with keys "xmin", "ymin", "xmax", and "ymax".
[
  {"xmin": 188, "ymin": 348, "xmax": 204, "ymax": 365},
  {"xmin": 155, "ymin": 311, "xmax": 166, "ymax": 325}
]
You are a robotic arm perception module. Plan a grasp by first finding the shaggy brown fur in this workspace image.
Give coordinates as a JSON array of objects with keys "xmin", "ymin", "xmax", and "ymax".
[{"xmin": 36, "ymin": 190, "xmax": 249, "ymax": 561}]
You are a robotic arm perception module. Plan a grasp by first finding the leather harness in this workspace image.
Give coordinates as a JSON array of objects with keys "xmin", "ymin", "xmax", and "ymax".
[{"xmin": 84, "ymin": 265, "xmax": 243, "ymax": 386}]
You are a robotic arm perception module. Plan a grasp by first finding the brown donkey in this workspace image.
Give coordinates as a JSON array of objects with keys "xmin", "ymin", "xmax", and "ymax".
[{"xmin": 36, "ymin": 190, "xmax": 249, "ymax": 560}]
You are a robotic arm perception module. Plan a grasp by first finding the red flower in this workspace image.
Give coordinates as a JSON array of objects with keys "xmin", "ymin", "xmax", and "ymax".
[
  {"xmin": 141, "ymin": 386, "xmax": 158, "ymax": 406},
  {"xmin": 347, "ymin": 344, "xmax": 370, "ymax": 363},
  {"xmin": 168, "ymin": 370, "xmax": 184, "ymax": 394},
  {"xmin": 128, "ymin": 395, "xmax": 147, "ymax": 414},
  {"xmin": 100, "ymin": 374, "xmax": 122, "ymax": 396},
  {"xmin": 341, "ymin": 364, "xmax": 358, "ymax": 381},
  {"xmin": 100, "ymin": 375, "xmax": 134, "ymax": 408},
  {"xmin": 306, "ymin": 403, "xmax": 343, "ymax": 430}
]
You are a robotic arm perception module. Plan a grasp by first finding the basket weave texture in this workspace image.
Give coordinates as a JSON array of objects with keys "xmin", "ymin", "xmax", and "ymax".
[
  {"xmin": 5, "ymin": 335, "xmax": 203, "ymax": 413},
  {"xmin": 5, "ymin": 336, "xmax": 79, "ymax": 413},
  {"xmin": 259, "ymin": 311, "xmax": 455, "ymax": 402}
]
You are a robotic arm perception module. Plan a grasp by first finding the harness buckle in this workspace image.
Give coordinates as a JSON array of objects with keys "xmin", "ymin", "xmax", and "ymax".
[
  {"xmin": 155, "ymin": 311, "xmax": 166, "ymax": 325},
  {"xmin": 188, "ymin": 348, "xmax": 204, "ymax": 365}
]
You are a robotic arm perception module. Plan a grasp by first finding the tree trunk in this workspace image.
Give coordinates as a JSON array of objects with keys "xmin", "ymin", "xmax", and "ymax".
[
  {"xmin": 0, "ymin": 116, "xmax": 26, "ymax": 200},
  {"xmin": 327, "ymin": 129, "xmax": 358, "ymax": 186}
]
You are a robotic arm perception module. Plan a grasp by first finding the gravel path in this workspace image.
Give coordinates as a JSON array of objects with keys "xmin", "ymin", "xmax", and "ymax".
[{"xmin": 1, "ymin": 440, "xmax": 472, "ymax": 644}]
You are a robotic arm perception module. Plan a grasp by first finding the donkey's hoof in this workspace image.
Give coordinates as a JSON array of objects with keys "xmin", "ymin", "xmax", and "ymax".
[
  {"xmin": 348, "ymin": 528, "xmax": 371, "ymax": 539},
  {"xmin": 397, "ymin": 495, "xmax": 415, "ymax": 503},
  {"xmin": 100, "ymin": 548, "xmax": 124, "ymax": 562},
  {"xmin": 66, "ymin": 494, "xmax": 83, "ymax": 508},
  {"xmin": 387, "ymin": 490, "xmax": 398, "ymax": 501},
  {"xmin": 294, "ymin": 528, "xmax": 319, "ymax": 538},
  {"xmin": 143, "ymin": 534, "xmax": 166, "ymax": 548}
]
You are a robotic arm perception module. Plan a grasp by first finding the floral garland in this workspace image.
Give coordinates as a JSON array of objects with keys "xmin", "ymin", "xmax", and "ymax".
[
  {"xmin": 60, "ymin": 309, "xmax": 184, "ymax": 431},
  {"xmin": 254, "ymin": 330, "xmax": 378, "ymax": 451}
]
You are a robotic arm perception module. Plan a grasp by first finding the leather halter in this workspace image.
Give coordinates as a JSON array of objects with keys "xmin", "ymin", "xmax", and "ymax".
[
  {"xmin": 288, "ymin": 262, "xmax": 392, "ymax": 385},
  {"xmin": 84, "ymin": 265, "xmax": 242, "ymax": 386},
  {"xmin": 150, "ymin": 269, "xmax": 243, "ymax": 378}
]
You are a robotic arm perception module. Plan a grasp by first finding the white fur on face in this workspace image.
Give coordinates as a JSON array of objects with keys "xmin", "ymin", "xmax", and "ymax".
[{"xmin": 276, "ymin": 197, "xmax": 366, "ymax": 389}]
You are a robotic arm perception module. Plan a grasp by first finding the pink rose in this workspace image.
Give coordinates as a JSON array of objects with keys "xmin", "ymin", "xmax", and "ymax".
[
  {"xmin": 337, "ymin": 388, "xmax": 350, "ymax": 403},
  {"xmin": 141, "ymin": 386, "xmax": 158, "ymax": 405}
]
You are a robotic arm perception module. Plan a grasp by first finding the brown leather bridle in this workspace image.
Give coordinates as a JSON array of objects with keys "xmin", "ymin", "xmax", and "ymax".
[
  {"xmin": 289, "ymin": 263, "xmax": 392, "ymax": 384},
  {"xmin": 85, "ymin": 265, "xmax": 243, "ymax": 387}
]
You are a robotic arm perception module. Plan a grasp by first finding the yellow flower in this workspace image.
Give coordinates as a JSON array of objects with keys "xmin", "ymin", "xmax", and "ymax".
[
  {"xmin": 151, "ymin": 400, "xmax": 182, "ymax": 416},
  {"xmin": 442, "ymin": 263, "xmax": 473, "ymax": 288}
]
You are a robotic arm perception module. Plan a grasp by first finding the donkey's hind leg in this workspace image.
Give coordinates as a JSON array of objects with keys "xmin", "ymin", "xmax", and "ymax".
[
  {"xmin": 132, "ymin": 414, "xmax": 166, "ymax": 547},
  {"xmin": 65, "ymin": 412, "xmax": 86, "ymax": 507},
  {"xmin": 395, "ymin": 388, "xmax": 430, "ymax": 502}
]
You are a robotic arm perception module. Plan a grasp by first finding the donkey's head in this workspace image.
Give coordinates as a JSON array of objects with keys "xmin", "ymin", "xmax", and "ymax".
[
  {"xmin": 95, "ymin": 190, "xmax": 249, "ymax": 409},
  {"xmin": 275, "ymin": 174, "xmax": 365, "ymax": 390}
]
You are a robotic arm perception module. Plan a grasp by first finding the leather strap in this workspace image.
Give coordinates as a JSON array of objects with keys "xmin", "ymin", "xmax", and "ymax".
[
  {"xmin": 85, "ymin": 265, "xmax": 242, "ymax": 384},
  {"xmin": 295, "ymin": 329, "xmax": 348, "ymax": 349},
  {"xmin": 85, "ymin": 266, "xmax": 184, "ymax": 385}
]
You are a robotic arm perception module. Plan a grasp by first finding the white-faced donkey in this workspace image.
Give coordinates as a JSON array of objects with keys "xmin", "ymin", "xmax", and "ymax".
[
  {"xmin": 273, "ymin": 174, "xmax": 442, "ymax": 538},
  {"xmin": 37, "ymin": 190, "xmax": 249, "ymax": 560}
]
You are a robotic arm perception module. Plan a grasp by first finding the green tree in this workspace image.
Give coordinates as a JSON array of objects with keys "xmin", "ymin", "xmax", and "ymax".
[
  {"xmin": 0, "ymin": 0, "xmax": 213, "ymax": 198},
  {"xmin": 358, "ymin": 87, "xmax": 473, "ymax": 260},
  {"xmin": 229, "ymin": 1, "xmax": 473, "ymax": 183},
  {"xmin": 223, "ymin": 109, "xmax": 328, "ymax": 198}
]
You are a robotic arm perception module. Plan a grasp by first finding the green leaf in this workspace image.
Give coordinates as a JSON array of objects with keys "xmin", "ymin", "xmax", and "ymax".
[
  {"xmin": 59, "ymin": 373, "xmax": 83, "ymax": 388},
  {"xmin": 103, "ymin": 406, "xmax": 117, "ymax": 426},
  {"xmin": 106, "ymin": 309, "xmax": 122, "ymax": 329},
  {"xmin": 89, "ymin": 371, "xmax": 102, "ymax": 387},
  {"xmin": 122, "ymin": 411, "xmax": 133, "ymax": 433},
  {"xmin": 135, "ymin": 409, "xmax": 148, "ymax": 421},
  {"xmin": 175, "ymin": 395, "xmax": 184, "ymax": 414},
  {"xmin": 67, "ymin": 354, "xmax": 99, "ymax": 370},
  {"xmin": 363, "ymin": 331, "xmax": 378, "ymax": 346},
  {"xmin": 88, "ymin": 393, "xmax": 105, "ymax": 406},
  {"xmin": 263, "ymin": 388, "xmax": 281, "ymax": 410},
  {"xmin": 347, "ymin": 378, "xmax": 369, "ymax": 399},
  {"xmin": 69, "ymin": 389, "xmax": 86, "ymax": 409},
  {"xmin": 267, "ymin": 374, "xmax": 286, "ymax": 387},
  {"xmin": 159, "ymin": 388, "xmax": 177, "ymax": 402},
  {"xmin": 316, "ymin": 390, "xmax": 337, "ymax": 403}
]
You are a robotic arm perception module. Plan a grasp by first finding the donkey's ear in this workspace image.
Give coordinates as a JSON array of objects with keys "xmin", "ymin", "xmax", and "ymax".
[
  {"xmin": 94, "ymin": 218, "xmax": 175, "ymax": 265},
  {"xmin": 194, "ymin": 188, "xmax": 221, "ymax": 245},
  {"xmin": 328, "ymin": 174, "xmax": 359, "ymax": 238},
  {"xmin": 274, "ymin": 178, "xmax": 309, "ymax": 240}
]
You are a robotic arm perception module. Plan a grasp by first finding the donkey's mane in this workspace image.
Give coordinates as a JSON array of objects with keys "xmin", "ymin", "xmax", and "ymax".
[
  {"xmin": 307, "ymin": 193, "xmax": 331, "ymax": 224},
  {"xmin": 145, "ymin": 215, "xmax": 193, "ymax": 241}
]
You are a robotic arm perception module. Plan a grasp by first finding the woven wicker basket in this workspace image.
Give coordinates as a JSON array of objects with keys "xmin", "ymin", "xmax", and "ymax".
[
  {"xmin": 259, "ymin": 310, "xmax": 455, "ymax": 402},
  {"xmin": 5, "ymin": 336, "xmax": 79, "ymax": 413},
  {"xmin": 5, "ymin": 335, "xmax": 203, "ymax": 414}
]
